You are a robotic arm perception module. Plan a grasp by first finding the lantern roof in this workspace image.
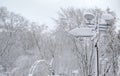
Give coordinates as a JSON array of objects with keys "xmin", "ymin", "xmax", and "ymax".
[
  {"xmin": 68, "ymin": 27, "xmax": 95, "ymax": 37},
  {"xmin": 84, "ymin": 13, "xmax": 95, "ymax": 21}
]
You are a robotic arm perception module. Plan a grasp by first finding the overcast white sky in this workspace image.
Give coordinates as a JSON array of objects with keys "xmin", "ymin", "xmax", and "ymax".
[{"xmin": 0, "ymin": 0, "xmax": 120, "ymax": 30}]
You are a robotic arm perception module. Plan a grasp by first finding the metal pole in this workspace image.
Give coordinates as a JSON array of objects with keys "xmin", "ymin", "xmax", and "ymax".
[
  {"xmin": 95, "ymin": 42, "xmax": 99, "ymax": 76},
  {"xmin": 96, "ymin": 12, "xmax": 100, "ymax": 76}
]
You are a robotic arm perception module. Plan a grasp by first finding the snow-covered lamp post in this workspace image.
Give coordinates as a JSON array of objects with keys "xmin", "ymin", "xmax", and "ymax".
[{"xmin": 68, "ymin": 13, "xmax": 96, "ymax": 76}]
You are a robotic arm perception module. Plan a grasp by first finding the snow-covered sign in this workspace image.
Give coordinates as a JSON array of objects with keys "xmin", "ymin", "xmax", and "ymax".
[
  {"xmin": 99, "ymin": 19, "xmax": 112, "ymax": 31},
  {"xmin": 68, "ymin": 27, "xmax": 95, "ymax": 37}
]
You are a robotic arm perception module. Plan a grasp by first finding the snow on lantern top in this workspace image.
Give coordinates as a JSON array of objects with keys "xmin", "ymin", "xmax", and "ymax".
[
  {"xmin": 68, "ymin": 27, "xmax": 95, "ymax": 37},
  {"xmin": 84, "ymin": 13, "xmax": 95, "ymax": 21},
  {"xmin": 102, "ymin": 13, "xmax": 114, "ymax": 21}
]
